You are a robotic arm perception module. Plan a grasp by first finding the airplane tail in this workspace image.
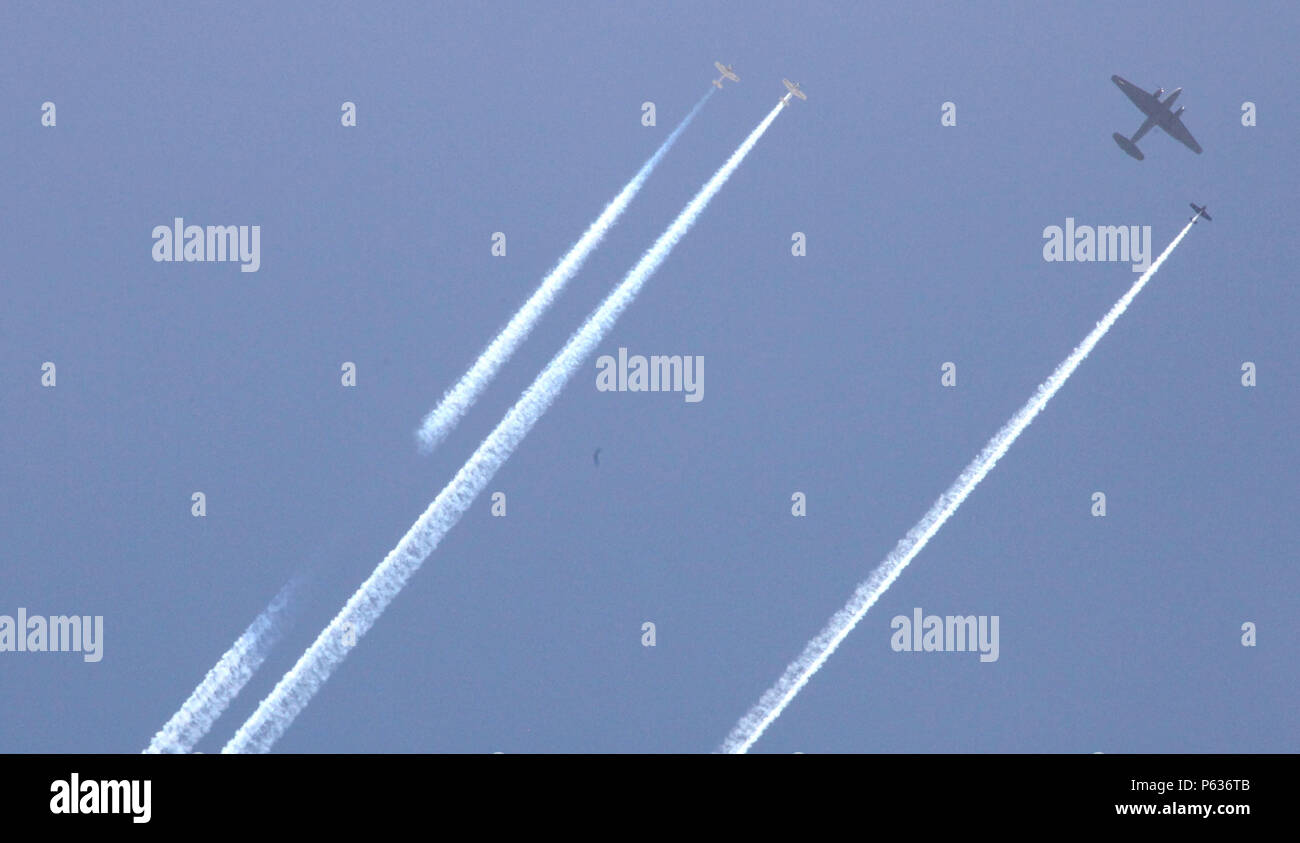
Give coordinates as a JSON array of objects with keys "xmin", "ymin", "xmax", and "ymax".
[{"xmin": 1112, "ymin": 132, "xmax": 1144, "ymax": 161}]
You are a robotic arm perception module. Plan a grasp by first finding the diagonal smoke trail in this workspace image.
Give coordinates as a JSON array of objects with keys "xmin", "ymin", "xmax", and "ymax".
[
  {"xmin": 224, "ymin": 101, "xmax": 788, "ymax": 753},
  {"xmin": 416, "ymin": 89, "xmax": 716, "ymax": 454},
  {"xmin": 721, "ymin": 219, "xmax": 1197, "ymax": 754},
  {"xmin": 144, "ymin": 576, "xmax": 302, "ymax": 753}
]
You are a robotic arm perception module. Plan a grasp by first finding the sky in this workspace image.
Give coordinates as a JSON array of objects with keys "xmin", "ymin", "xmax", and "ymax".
[{"xmin": 2, "ymin": 0, "xmax": 1296, "ymax": 753}]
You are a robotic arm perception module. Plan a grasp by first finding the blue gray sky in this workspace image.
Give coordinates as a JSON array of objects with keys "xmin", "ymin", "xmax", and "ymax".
[{"xmin": 2, "ymin": 1, "xmax": 1296, "ymax": 752}]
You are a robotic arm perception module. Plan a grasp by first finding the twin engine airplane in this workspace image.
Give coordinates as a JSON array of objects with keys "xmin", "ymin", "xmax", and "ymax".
[
  {"xmin": 1111, "ymin": 74, "xmax": 1202, "ymax": 160},
  {"xmin": 713, "ymin": 62, "xmax": 740, "ymax": 89}
]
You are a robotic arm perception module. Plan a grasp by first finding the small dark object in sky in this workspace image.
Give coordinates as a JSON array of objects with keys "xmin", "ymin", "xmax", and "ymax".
[{"xmin": 593, "ymin": 447, "xmax": 601, "ymax": 467}]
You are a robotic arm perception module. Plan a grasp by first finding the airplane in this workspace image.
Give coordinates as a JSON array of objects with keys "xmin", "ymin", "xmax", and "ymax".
[
  {"xmin": 1111, "ymin": 74, "xmax": 1202, "ymax": 161},
  {"xmin": 781, "ymin": 78, "xmax": 807, "ymax": 104},
  {"xmin": 713, "ymin": 62, "xmax": 740, "ymax": 89},
  {"xmin": 1189, "ymin": 202, "xmax": 1212, "ymax": 223}
]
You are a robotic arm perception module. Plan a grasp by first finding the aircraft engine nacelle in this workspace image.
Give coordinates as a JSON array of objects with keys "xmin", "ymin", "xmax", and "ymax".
[{"xmin": 1173, "ymin": 106, "xmax": 1185, "ymax": 118}]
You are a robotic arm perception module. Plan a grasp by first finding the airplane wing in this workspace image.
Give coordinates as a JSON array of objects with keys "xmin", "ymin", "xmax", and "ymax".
[
  {"xmin": 1111, "ymin": 75, "xmax": 1159, "ymax": 115},
  {"xmin": 1162, "ymin": 115, "xmax": 1203, "ymax": 154}
]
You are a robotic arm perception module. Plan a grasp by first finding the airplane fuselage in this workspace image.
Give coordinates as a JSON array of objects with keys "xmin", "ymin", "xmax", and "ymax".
[{"xmin": 712, "ymin": 62, "xmax": 739, "ymax": 89}]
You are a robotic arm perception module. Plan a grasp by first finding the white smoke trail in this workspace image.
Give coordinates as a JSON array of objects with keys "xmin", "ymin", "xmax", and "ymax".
[
  {"xmin": 415, "ymin": 89, "xmax": 716, "ymax": 454},
  {"xmin": 224, "ymin": 101, "xmax": 788, "ymax": 753},
  {"xmin": 721, "ymin": 219, "xmax": 1197, "ymax": 754},
  {"xmin": 144, "ymin": 577, "xmax": 301, "ymax": 753}
]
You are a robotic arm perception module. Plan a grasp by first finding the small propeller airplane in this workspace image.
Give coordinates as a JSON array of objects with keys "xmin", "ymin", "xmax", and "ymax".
[
  {"xmin": 713, "ymin": 62, "xmax": 740, "ymax": 89},
  {"xmin": 781, "ymin": 78, "xmax": 807, "ymax": 104},
  {"xmin": 1189, "ymin": 203, "xmax": 1212, "ymax": 223}
]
